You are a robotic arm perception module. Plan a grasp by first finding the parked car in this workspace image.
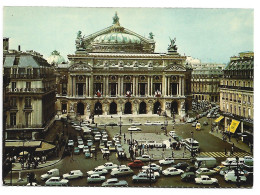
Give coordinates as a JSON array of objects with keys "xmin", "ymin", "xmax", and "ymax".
[
  {"xmin": 181, "ymin": 172, "xmax": 196, "ymax": 182},
  {"xmin": 144, "ymin": 121, "xmax": 153, "ymax": 125},
  {"xmin": 142, "ymin": 163, "xmax": 162, "ymax": 172},
  {"xmin": 87, "ymin": 168, "xmax": 108, "ymax": 176},
  {"xmin": 213, "ymin": 165, "xmax": 226, "ymax": 173},
  {"xmin": 97, "ymin": 162, "xmax": 118, "ymax": 171},
  {"xmin": 111, "ymin": 167, "xmax": 134, "ymax": 177},
  {"xmin": 109, "ymin": 145, "xmax": 116, "ymax": 151},
  {"xmin": 140, "ymin": 169, "xmax": 160, "ymax": 178},
  {"xmin": 94, "ymin": 134, "xmax": 101, "ymax": 141},
  {"xmin": 186, "ymin": 166, "xmax": 197, "ymax": 173},
  {"xmin": 87, "ymin": 140, "xmax": 93, "ymax": 146},
  {"xmin": 196, "ymin": 168, "xmax": 217, "ymax": 176},
  {"xmin": 107, "ymin": 141, "xmax": 113, "ymax": 147},
  {"xmin": 152, "ymin": 121, "xmax": 163, "ymax": 125},
  {"xmin": 99, "ymin": 142, "xmax": 106, "ymax": 150},
  {"xmin": 41, "ymin": 169, "xmax": 59, "ymax": 180},
  {"xmin": 111, "ymin": 165, "xmax": 127, "ymax": 172},
  {"xmin": 195, "ymin": 175, "xmax": 218, "ymax": 185},
  {"xmin": 87, "ymin": 174, "xmax": 106, "ymax": 183},
  {"xmin": 74, "ymin": 147, "xmax": 80, "ymax": 155},
  {"xmin": 90, "ymin": 146, "xmax": 96, "ymax": 153},
  {"xmin": 128, "ymin": 126, "xmax": 142, "ymax": 131},
  {"xmin": 84, "ymin": 150, "xmax": 91, "ymax": 158},
  {"xmin": 101, "ymin": 148, "xmax": 110, "ymax": 155},
  {"xmin": 224, "ymin": 170, "xmax": 247, "ymax": 183},
  {"xmin": 159, "ymin": 157, "xmax": 175, "ymax": 165},
  {"xmin": 77, "ymin": 139, "xmax": 84, "ymax": 145},
  {"xmin": 203, "ymin": 121, "xmax": 208, "ymax": 126},
  {"xmin": 162, "ymin": 167, "xmax": 184, "ymax": 176},
  {"xmin": 128, "ymin": 160, "xmax": 144, "ymax": 168},
  {"xmin": 221, "ymin": 157, "xmax": 244, "ymax": 167},
  {"xmin": 83, "ymin": 145, "xmax": 89, "ymax": 153},
  {"xmin": 68, "ymin": 140, "xmax": 74, "ymax": 147},
  {"xmin": 136, "ymin": 155, "xmax": 153, "ymax": 162},
  {"xmin": 63, "ymin": 170, "xmax": 83, "ymax": 180},
  {"xmin": 45, "ymin": 177, "xmax": 69, "ymax": 186},
  {"xmin": 172, "ymin": 162, "xmax": 189, "ymax": 170},
  {"xmin": 132, "ymin": 172, "xmax": 157, "ymax": 183},
  {"xmin": 78, "ymin": 144, "xmax": 84, "ymax": 150},
  {"xmin": 102, "ymin": 178, "xmax": 128, "ymax": 187},
  {"xmin": 132, "ymin": 121, "xmax": 142, "ymax": 126}
]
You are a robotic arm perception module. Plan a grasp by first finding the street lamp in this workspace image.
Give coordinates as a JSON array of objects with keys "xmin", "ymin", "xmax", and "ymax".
[
  {"xmin": 146, "ymin": 157, "xmax": 152, "ymax": 187},
  {"xmin": 119, "ymin": 116, "xmax": 122, "ymax": 136},
  {"xmin": 191, "ymin": 131, "xmax": 194, "ymax": 158}
]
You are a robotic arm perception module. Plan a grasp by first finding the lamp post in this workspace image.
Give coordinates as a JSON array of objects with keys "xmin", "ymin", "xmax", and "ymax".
[
  {"xmin": 146, "ymin": 157, "xmax": 152, "ymax": 187},
  {"xmin": 191, "ymin": 131, "xmax": 194, "ymax": 158},
  {"xmin": 119, "ymin": 116, "xmax": 122, "ymax": 136}
]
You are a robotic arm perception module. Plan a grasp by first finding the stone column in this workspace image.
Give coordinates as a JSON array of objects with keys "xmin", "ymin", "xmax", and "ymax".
[
  {"xmin": 103, "ymin": 76, "xmax": 106, "ymax": 96},
  {"xmin": 162, "ymin": 74, "xmax": 166, "ymax": 96},
  {"xmin": 178, "ymin": 76, "xmax": 181, "ymax": 96},
  {"xmin": 90, "ymin": 74, "xmax": 94, "ymax": 98},
  {"xmin": 151, "ymin": 76, "xmax": 153, "ymax": 96},
  {"xmin": 167, "ymin": 76, "xmax": 170, "ymax": 96},
  {"xmin": 121, "ymin": 76, "xmax": 124, "ymax": 96},
  {"xmin": 67, "ymin": 75, "xmax": 71, "ymax": 97},
  {"xmin": 147, "ymin": 77, "xmax": 150, "ymax": 96},
  {"xmin": 182, "ymin": 76, "xmax": 185, "ymax": 96},
  {"xmin": 86, "ymin": 76, "xmax": 89, "ymax": 97},
  {"xmin": 136, "ymin": 76, "xmax": 139, "ymax": 96},
  {"xmin": 73, "ymin": 76, "xmax": 76, "ymax": 97},
  {"xmin": 118, "ymin": 76, "xmax": 121, "ymax": 96},
  {"xmin": 133, "ymin": 76, "xmax": 135, "ymax": 96},
  {"xmin": 106, "ymin": 76, "xmax": 109, "ymax": 96}
]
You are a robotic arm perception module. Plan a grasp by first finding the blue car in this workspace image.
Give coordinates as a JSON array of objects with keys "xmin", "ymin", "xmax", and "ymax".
[
  {"xmin": 85, "ymin": 150, "xmax": 91, "ymax": 158},
  {"xmin": 87, "ymin": 140, "xmax": 93, "ymax": 147},
  {"xmin": 74, "ymin": 147, "xmax": 80, "ymax": 155}
]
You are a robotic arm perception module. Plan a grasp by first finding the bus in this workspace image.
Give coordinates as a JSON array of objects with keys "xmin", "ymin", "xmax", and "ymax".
[{"xmin": 184, "ymin": 138, "xmax": 199, "ymax": 152}]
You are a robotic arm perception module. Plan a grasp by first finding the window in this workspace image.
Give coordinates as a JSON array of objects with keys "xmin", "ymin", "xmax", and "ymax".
[
  {"xmin": 243, "ymin": 108, "xmax": 246, "ymax": 117},
  {"xmin": 10, "ymin": 97, "xmax": 17, "ymax": 107},
  {"xmin": 25, "ymin": 97, "xmax": 31, "ymax": 108},
  {"xmin": 239, "ymin": 107, "xmax": 241, "ymax": 116},
  {"xmin": 248, "ymin": 108, "xmax": 251, "ymax": 118},
  {"xmin": 26, "ymin": 82, "xmax": 31, "ymax": 90},
  {"xmin": 234, "ymin": 106, "xmax": 236, "ymax": 114},
  {"xmin": 248, "ymin": 96, "xmax": 251, "ymax": 103},
  {"xmin": 10, "ymin": 113, "xmax": 16, "ymax": 126},
  {"xmin": 248, "ymin": 82, "xmax": 250, "ymax": 87}
]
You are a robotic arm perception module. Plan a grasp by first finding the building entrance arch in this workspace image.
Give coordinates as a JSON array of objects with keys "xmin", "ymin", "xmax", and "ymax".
[
  {"xmin": 124, "ymin": 102, "xmax": 132, "ymax": 114},
  {"xmin": 94, "ymin": 102, "xmax": 102, "ymax": 115},
  {"xmin": 153, "ymin": 101, "xmax": 161, "ymax": 114},
  {"xmin": 110, "ymin": 102, "xmax": 117, "ymax": 114},
  {"xmin": 171, "ymin": 101, "xmax": 178, "ymax": 115},
  {"xmin": 77, "ymin": 102, "xmax": 84, "ymax": 115},
  {"xmin": 139, "ymin": 102, "xmax": 146, "ymax": 114}
]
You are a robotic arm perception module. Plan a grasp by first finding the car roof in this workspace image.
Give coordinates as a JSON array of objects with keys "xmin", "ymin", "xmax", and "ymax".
[
  {"xmin": 200, "ymin": 175, "xmax": 209, "ymax": 178},
  {"xmin": 107, "ymin": 178, "xmax": 118, "ymax": 182},
  {"xmin": 49, "ymin": 177, "xmax": 60, "ymax": 179}
]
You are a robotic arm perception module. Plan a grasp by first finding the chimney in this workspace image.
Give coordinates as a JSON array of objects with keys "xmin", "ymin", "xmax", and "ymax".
[
  {"xmin": 18, "ymin": 45, "xmax": 21, "ymax": 51},
  {"xmin": 3, "ymin": 37, "xmax": 9, "ymax": 51}
]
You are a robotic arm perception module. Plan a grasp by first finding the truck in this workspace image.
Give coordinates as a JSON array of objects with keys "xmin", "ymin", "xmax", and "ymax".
[{"xmin": 195, "ymin": 157, "xmax": 217, "ymax": 169}]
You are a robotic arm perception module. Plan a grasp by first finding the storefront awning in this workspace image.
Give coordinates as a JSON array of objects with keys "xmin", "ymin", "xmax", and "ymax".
[
  {"xmin": 215, "ymin": 116, "xmax": 224, "ymax": 123},
  {"xmin": 35, "ymin": 142, "xmax": 56, "ymax": 152},
  {"xmin": 228, "ymin": 119, "xmax": 240, "ymax": 133},
  {"xmin": 5, "ymin": 141, "xmax": 41, "ymax": 148}
]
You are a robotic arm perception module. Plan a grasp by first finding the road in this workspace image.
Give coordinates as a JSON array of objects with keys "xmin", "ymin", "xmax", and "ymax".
[{"xmin": 6, "ymin": 116, "xmax": 252, "ymax": 188}]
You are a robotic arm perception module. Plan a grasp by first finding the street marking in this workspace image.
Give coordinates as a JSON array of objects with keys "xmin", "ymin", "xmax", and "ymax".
[{"xmin": 199, "ymin": 152, "xmax": 250, "ymax": 158}]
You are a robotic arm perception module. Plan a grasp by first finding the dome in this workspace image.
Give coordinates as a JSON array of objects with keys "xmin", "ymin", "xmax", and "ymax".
[
  {"xmin": 93, "ymin": 32, "xmax": 141, "ymax": 44},
  {"xmin": 47, "ymin": 50, "xmax": 65, "ymax": 65}
]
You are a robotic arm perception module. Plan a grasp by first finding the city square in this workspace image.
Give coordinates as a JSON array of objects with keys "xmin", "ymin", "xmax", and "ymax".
[{"xmin": 2, "ymin": 6, "xmax": 254, "ymax": 189}]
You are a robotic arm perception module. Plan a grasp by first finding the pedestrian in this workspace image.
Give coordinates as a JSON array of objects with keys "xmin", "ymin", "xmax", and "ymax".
[
  {"xmin": 231, "ymin": 146, "xmax": 234, "ymax": 155},
  {"xmin": 172, "ymin": 151, "xmax": 174, "ymax": 158}
]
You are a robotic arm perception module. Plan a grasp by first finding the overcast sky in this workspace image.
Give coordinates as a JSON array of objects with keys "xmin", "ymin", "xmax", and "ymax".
[{"xmin": 3, "ymin": 7, "xmax": 253, "ymax": 64}]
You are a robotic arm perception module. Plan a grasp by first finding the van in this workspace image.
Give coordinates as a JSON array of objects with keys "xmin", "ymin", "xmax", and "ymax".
[
  {"xmin": 195, "ymin": 157, "xmax": 217, "ymax": 168},
  {"xmin": 184, "ymin": 138, "xmax": 199, "ymax": 152},
  {"xmin": 221, "ymin": 157, "xmax": 244, "ymax": 167},
  {"xmin": 41, "ymin": 168, "xmax": 59, "ymax": 180}
]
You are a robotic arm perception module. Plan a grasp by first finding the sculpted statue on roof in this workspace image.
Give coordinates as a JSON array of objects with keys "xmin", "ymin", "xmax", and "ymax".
[
  {"xmin": 113, "ymin": 12, "xmax": 119, "ymax": 24},
  {"xmin": 168, "ymin": 37, "xmax": 178, "ymax": 52}
]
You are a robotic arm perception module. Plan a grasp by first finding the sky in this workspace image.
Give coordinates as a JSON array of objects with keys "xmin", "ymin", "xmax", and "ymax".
[{"xmin": 3, "ymin": 7, "xmax": 253, "ymax": 64}]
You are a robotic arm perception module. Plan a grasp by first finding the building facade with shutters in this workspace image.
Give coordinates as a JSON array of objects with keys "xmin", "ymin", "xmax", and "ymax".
[
  {"xmin": 55, "ymin": 13, "xmax": 193, "ymax": 120},
  {"xmin": 219, "ymin": 51, "xmax": 254, "ymax": 144},
  {"xmin": 3, "ymin": 39, "xmax": 56, "ymax": 140}
]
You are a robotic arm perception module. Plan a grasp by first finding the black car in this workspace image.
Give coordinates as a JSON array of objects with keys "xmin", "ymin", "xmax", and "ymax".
[
  {"xmin": 172, "ymin": 162, "xmax": 189, "ymax": 170},
  {"xmin": 186, "ymin": 166, "xmax": 197, "ymax": 173},
  {"xmin": 181, "ymin": 172, "xmax": 196, "ymax": 182}
]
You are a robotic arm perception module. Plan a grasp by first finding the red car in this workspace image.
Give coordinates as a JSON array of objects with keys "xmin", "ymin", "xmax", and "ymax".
[{"xmin": 128, "ymin": 160, "xmax": 144, "ymax": 168}]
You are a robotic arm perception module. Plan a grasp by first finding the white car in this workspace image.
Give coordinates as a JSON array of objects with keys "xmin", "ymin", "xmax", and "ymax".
[
  {"xmin": 63, "ymin": 170, "xmax": 83, "ymax": 179},
  {"xmin": 83, "ymin": 146, "xmax": 89, "ymax": 153},
  {"xmin": 128, "ymin": 126, "xmax": 142, "ymax": 131},
  {"xmin": 77, "ymin": 139, "xmax": 84, "ymax": 145},
  {"xmin": 87, "ymin": 174, "xmax": 106, "ymax": 183},
  {"xmin": 195, "ymin": 175, "xmax": 218, "ymax": 185},
  {"xmin": 224, "ymin": 171, "xmax": 247, "ymax": 183},
  {"xmin": 107, "ymin": 141, "xmax": 113, "ymax": 147},
  {"xmin": 101, "ymin": 148, "xmax": 110, "ymax": 155},
  {"xmin": 196, "ymin": 168, "xmax": 217, "ymax": 176},
  {"xmin": 68, "ymin": 140, "xmax": 74, "ymax": 147},
  {"xmin": 41, "ymin": 168, "xmax": 59, "ymax": 180},
  {"xmin": 102, "ymin": 136, "xmax": 108, "ymax": 142},
  {"xmin": 111, "ymin": 165, "xmax": 127, "ymax": 172},
  {"xmin": 97, "ymin": 162, "xmax": 118, "ymax": 171},
  {"xmin": 159, "ymin": 157, "xmax": 175, "ymax": 165},
  {"xmin": 144, "ymin": 121, "xmax": 153, "ymax": 125},
  {"xmin": 111, "ymin": 167, "xmax": 134, "ymax": 177},
  {"xmin": 132, "ymin": 121, "xmax": 142, "ymax": 126},
  {"xmin": 141, "ymin": 169, "xmax": 160, "ymax": 178},
  {"xmin": 136, "ymin": 155, "xmax": 153, "ymax": 162},
  {"xmin": 45, "ymin": 177, "xmax": 69, "ymax": 186},
  {"xmin": 87, "ymin": 168, "xmax": 108, "ymax": 176},
  {"xmin": 142, "ymin": 163, "xmax": 162, "ymax": 172},
  {"xmin": 78, "ymin": 144, "xmax": 84, "ymax": 150},
  {"xmin": 162, "ymin": 167, "xmax": 184, "ymax": 176},
  {"xmin": 102, "ymin": 178, "xmax": 128, "ymax": 187},
  {"xmin": 152, "ymin": 121, "xmax": 163, "ymax": 125},
  {"xmin": 94, "ymin": 134, "xmax": 101, "ymax": 141}
]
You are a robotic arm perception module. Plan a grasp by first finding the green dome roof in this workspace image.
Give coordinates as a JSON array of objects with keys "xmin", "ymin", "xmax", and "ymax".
[
  {"xmin": 47, "ymin": 50, "xmax": 65, "ymax": 65},
  {"xmin": 93, "ymin": 32, "xmax": 141, "ymax": 44}
]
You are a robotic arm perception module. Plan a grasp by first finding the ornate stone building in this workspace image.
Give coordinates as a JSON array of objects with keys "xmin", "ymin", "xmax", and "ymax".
[
  {"xmin": 55, "ymin": 13, "xmax": 192, "ymax": 119},
  {"xmin": 191, "ymin": 64, "xmax": 224, "ymax": 103},
  {"xmin": 3, "ymin": 39, "xmax": 56, "ymax": 140},
  {"xmin": 219, "ymin": 51, "xmax": 254, "ymax": 144}
]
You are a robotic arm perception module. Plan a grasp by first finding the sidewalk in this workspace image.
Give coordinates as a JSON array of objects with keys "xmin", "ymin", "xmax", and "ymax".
[{"xmin": 209, "ymin": 130, "xmax": 252, "ymax": 155}]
